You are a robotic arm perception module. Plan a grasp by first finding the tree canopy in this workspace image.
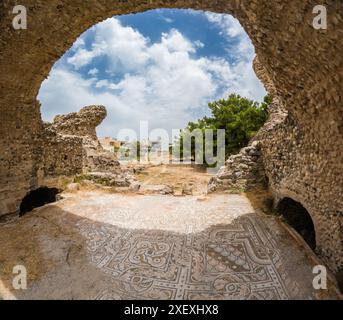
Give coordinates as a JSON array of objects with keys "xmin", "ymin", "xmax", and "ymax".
[{"xmin": 174, "ymin": 94, "xmax": 271, "ymax": 166}]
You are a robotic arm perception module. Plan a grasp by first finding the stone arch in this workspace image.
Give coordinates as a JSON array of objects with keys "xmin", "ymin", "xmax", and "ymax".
[
  {"xmin": 19, "ymin": 187, "xmax": 60, "ymax": 216},
  {"xmin": 277, "ymin": 197, "xmax": 316, "ymax": 250},
  {"xmin": 0, "ymin": 1, "xmax": 342, "ymax": 273}
]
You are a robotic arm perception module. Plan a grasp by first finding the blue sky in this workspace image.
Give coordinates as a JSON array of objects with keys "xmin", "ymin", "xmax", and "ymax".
[{"xmin": 38, "ymin": 9, "xmax": 266, "ymax": 138}]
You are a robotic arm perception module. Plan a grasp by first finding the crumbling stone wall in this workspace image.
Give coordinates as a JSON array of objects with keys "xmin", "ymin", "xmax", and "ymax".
[
  {"xmin": 47, "ymin": 105, "xmax": 136, "ymax": 188},
  {"xmin": 0, "ymin": 0, "xmax": 342, "ymax": 274},
  {"xmin": 208, "ymin": 141, "xmax": 266, "ymax": 193},
  {"xmin": 255, "ymin": 56, "xmax": 342, "ymax": 273},
  {"xmin": 41, "ymin": 126, "xmax": 83, "ymax": 178},
  {"xmin": 50, "ymin": 105, "xmax": 106, "ymax": 143},
  {"xmin": 260, "ymin": 102, "xmax": 343, "ymax": 273},
  {"xmin": 47, "ymin": 105, "xmax": 121, "ymax": 173}
]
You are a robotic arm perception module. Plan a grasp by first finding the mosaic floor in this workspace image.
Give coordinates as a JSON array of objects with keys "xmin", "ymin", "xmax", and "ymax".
[
  {"xmin": 0, "ymin": 192, "xmax": 339, "ymax": 300},
  {"xmin": 80, "ymin": 216, "xmax": 292, "ymax": 300}
]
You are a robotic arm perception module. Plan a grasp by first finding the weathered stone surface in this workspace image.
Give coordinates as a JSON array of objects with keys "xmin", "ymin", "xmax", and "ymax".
[
  {"xmin": 50, "ymin": 105, "xmax": 107, "ymax": 141},
  {"xmin": 66, "ymin": 183, "xmax": 80, "ymax": 192},
  {"xmin": 47, "ymin": 105, "xmax": 120, "ymax": 173},
  {"xmin": 45, "ymin": 105, "xmax": 137, "ymax": 188},
  {"xmin": 208, "ymin": 141, "xmax": 266, "ymax": 193},
  {"xmin": 139, "ymin": 184, "xmax": 174, "ymax": 195},
  {"xmin": 41, "ymin": 126, "xmax": 84, "ymax": 178},
  {"xmin": 82, "ymin": 171, "xmax": 135, "ymax": 188},
  {"xmin": 0, "ymin": 0, "xmax": 342, "ymax": 274}
]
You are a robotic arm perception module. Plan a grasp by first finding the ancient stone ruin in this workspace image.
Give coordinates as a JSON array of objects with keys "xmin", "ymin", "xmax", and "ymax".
[
  {"xmin": 0, "ymin": 0, "xmax": 342, "ymax": 283},
  {"xmin": 47, "ymin": 105, "xmax": 136, "ymax": 187},
  {"xmin": 208, "ymin": 141, "xmax": 266, "ymax": 193},
  {"xmin": 48, "ymin": 105, "xmax": 116, "ymax": 170}
]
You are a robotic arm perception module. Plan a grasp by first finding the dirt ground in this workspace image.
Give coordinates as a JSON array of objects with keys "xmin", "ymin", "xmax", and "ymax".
[{"xmin": 136, "ymin": 164, "xmax": 213, "ymax": 195}]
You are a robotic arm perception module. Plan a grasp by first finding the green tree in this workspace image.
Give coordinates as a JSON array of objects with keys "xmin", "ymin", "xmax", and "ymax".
[{"xmin": 174, "ymin": 94, "xmax": 271, "ymax": 166}]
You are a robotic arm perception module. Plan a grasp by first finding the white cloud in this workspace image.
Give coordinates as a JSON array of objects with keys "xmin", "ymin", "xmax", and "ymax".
[
  {"xmin": 95, "ymin": 79, "xmax": 110, "ymax": 88},
  {"xmin": 205, "ymin": 13, "xmax": 245, "ymax": 38},
  {"xmin": 158, "ymin": 29, "xmax": 195, "ymax": 53},
  {"xmin": 194, "ymin": 40, "xmax": 205, "ymax": 48},
  {"xmin": 88, "ymin": 68, "xmax": 99, "ymax": 76},
  {"xmin": 38, "ymin": 68, "xmax": 99, "ymax": 119},
  {"xmin": 67, "ymin": 47, "xmax": 102, "ymax": 69},
  {"xmin": 203, "ymin": 12, "xmax": 266, "ymax": 99},
  {"xmin": 66, "ymin": 18, "xmax": 149, "ymax": 72},
  {"xmin": 39, "ymin": 14, "xmax": 266, "ymax": 138},
  {"xmin": 162, "ymin": 17, "xmax": 174, "ymax": 23},
  {"xmin": 73, "ymin": 38, "xmax": 86, "ymax": 49},
  {"xmin": 205, "ymin": 12, "xmax": 254, "ymax": 59}
]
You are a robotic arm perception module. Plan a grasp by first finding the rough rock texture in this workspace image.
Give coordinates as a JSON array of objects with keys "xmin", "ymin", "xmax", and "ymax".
[
  {"xmin": 139, "ymin": 184, "xmax": 174, "ymax": 195},
  {"xmin": 208, "ymin": 141, "xmax": 266, "ymax": 193},
  {"xmin": 0, "ymin": 0, "xmax": 342, "ymax": 275},
  {"xmin": 255, "ymin": 56, "xmax": 342, "ymax": 274},
  {"xmin": 47, "ymin": 105, "xmax": 121, "ymax": 173},
  {"xmin": 50, "ymin": 105, "xmax": 106, "ymax": 141},
  {"xmin": 47, "ymin": 105, "xmax": 136, "ymax": 187},
  {"xmin": 41, "ymin": 126, "xmax": 83, "ymax": 178},
  {"xmin": 82, "ymin": 172, "xmax": 136, "ymax": 188}
]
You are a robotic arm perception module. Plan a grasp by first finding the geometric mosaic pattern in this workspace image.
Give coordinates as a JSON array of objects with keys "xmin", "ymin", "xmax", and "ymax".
[{"xmin": 77, "ymin": 213, "xmax": 301, "ymax": 300}]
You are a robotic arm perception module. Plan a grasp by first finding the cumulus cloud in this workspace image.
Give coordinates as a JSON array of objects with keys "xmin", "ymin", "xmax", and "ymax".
[
  {"xmin": 67, "ymin": 47, "xmax": 101, "ymax": 70},
  {"xmin": 38, "ymin": 13, "xmax": 266, "ymax": 138},
  {"xmin": 205, "ymin": 12, "xmax": 255, "ymax": 60},
  {"xmin": 203, "ymin": 12, "xmax": 265, "ymax": 98},
  {"xmin": 205, "ymin": 13, "xmax": 245, "ymax": 38}
]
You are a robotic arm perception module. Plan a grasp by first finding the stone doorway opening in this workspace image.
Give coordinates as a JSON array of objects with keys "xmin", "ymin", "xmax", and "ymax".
[
  {"xmin": 19, "ymin": 187, "xmax": 61, "ymax": 217},
  {"xmin": 277, "ymin": 198, "xmax": 316, "ymax": 250}
]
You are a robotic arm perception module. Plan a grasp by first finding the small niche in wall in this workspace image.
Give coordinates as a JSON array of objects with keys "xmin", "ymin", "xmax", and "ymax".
[
  {"xmin": 19, "ymin": 187, "xmax": 61, "ymax": 216},
  {"xmin": 277, "ymin": 197, "xmax": 316, "ymax": 250}
]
